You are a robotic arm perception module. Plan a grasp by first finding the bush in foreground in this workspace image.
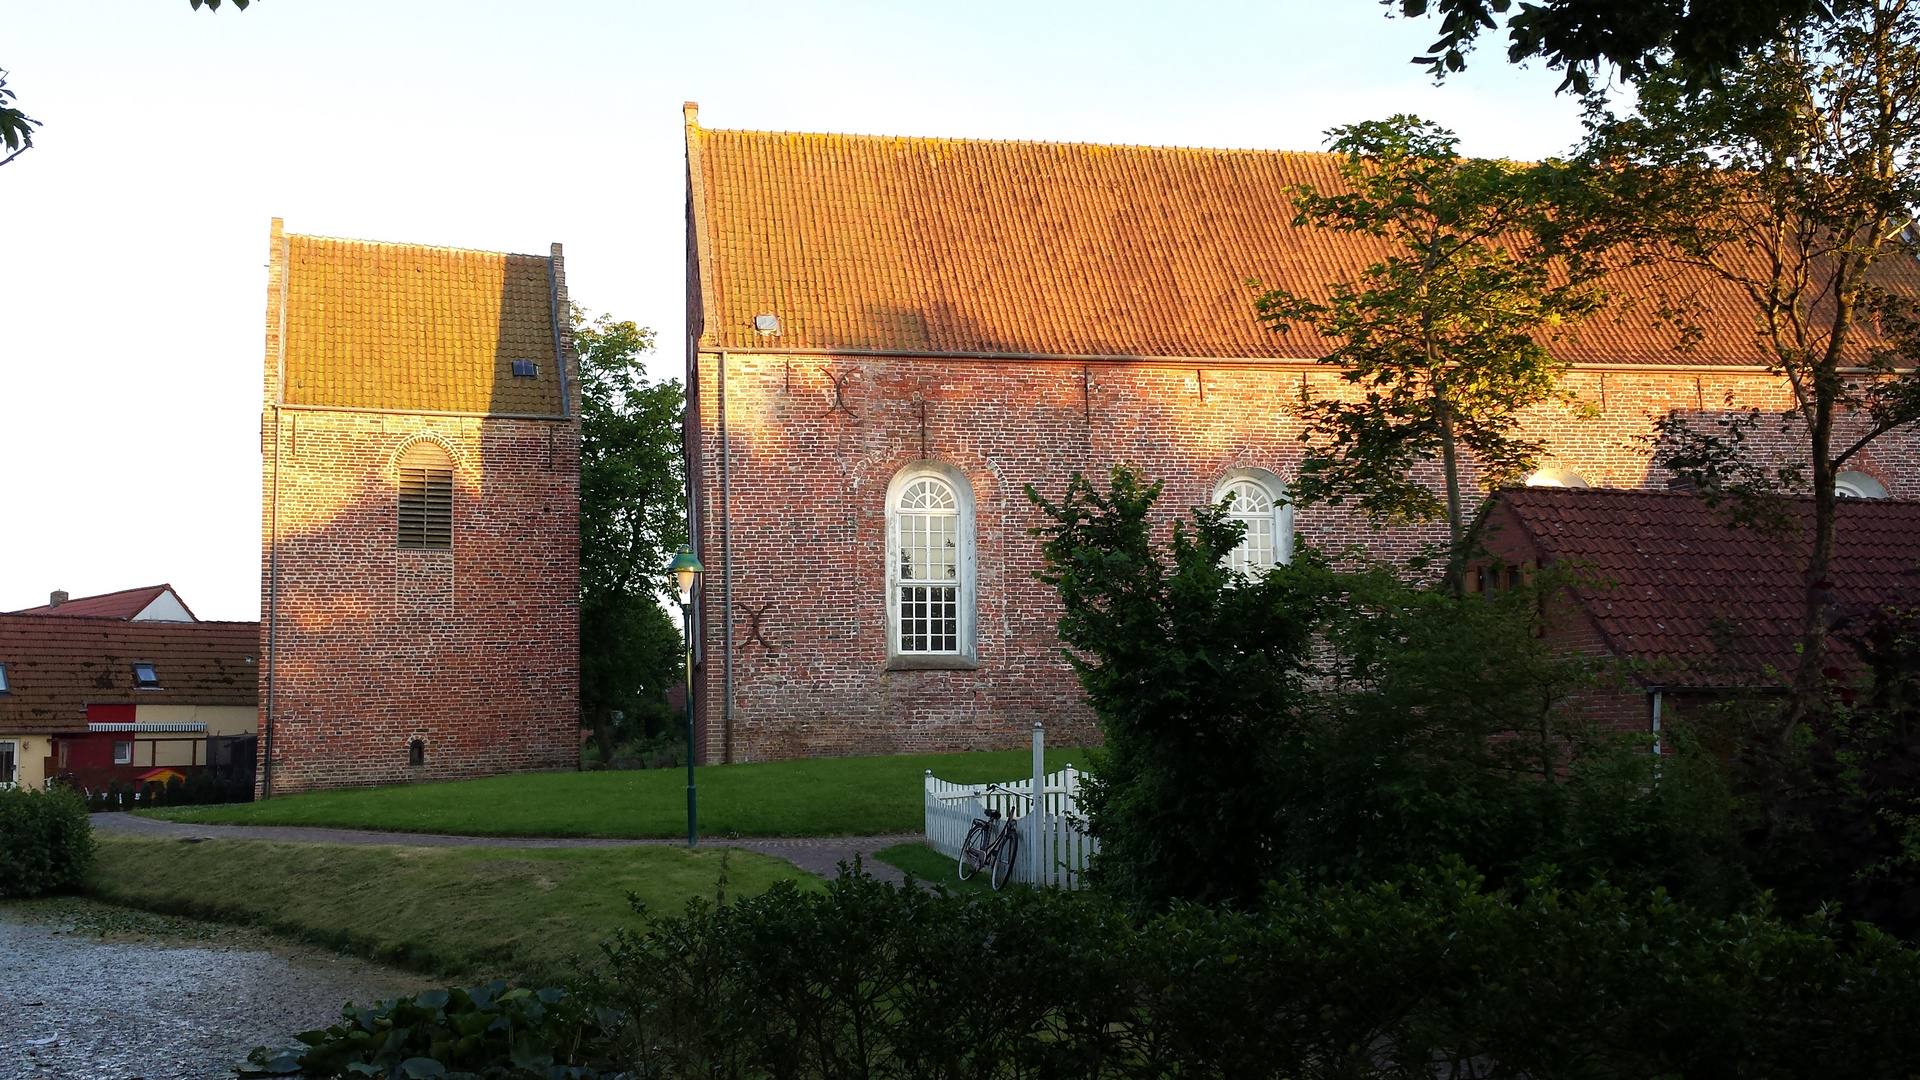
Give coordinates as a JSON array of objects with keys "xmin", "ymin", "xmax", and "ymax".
[
  {"xmin": 290, "ymin": 867, "xmax": 1920, "ymax": 1079},
  {"xmin": 0, "ymin": 783, "xmax": 95, "ymax": 897}
]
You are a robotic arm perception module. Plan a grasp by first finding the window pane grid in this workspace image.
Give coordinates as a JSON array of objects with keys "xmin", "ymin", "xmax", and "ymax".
[
  {"xmin": 1223, "ymin": 480, "xmax": 1280, "ymax": 575},
  {"xmin": 894, "ymin": 477, "xmax": 961, "ymax": 654}
]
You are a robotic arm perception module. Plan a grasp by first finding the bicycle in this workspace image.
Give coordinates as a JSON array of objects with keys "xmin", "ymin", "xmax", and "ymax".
[{"xmin": 957, "ymin": 788, "xmax": 1022, "ymax": 890}]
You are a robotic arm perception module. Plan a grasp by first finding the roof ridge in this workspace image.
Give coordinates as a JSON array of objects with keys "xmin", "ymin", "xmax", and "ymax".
[
  {"xmin": 696, "ymin": 124, "xmax": 1352, "ymax": 160},
  {"xmin": 287, "ymin": 231, "xmax": 550, "ymax": 262}
]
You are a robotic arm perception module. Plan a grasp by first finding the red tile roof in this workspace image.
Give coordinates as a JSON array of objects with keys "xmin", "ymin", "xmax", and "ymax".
[
  {"xmin": 11, "ymin": 584, "xmax": 195, "ymax": 620},
  {"xmin": 0, "ymin": 616, "xmax": 259, "ymax": 734},
  {"xmin": 686, "ymin": 109, "xmax": 1920, "ymax": 365},
  {"xmin": 280, "ymin": 232, "xmax": 568, "ymax": 416},
  {"xmin": 1489, "ymin": 488, "xmax": 1920, "ymax": 687}
]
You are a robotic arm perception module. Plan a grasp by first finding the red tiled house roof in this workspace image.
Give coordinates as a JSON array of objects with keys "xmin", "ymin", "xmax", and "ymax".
[
  {"xmin": 12, "ymin": 584, "xmax": 196, "ymax": 620},
  {"xmin": 0, "ymin": 615, "xmax": 259, "ymax": 734},
  {"xmin": 685, "ymin": 106, "xmax": 1920, "ymax": 366},
  {"xmin": 1484, "ymin": 488, "xmax": 1920, "ymax": 687}
]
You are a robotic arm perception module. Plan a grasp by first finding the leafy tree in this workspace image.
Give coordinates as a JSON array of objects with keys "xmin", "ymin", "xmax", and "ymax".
[
  {"xmin": 1388, "ymin": 0, "xmax": 1842, "ymax": 91},
  {"xmin": 576, "ymin": 311, "xmax": 687, "ymax": 762},
  {"xmin": 1028, "ymin": 466, "xmax": 1748, "ymax": 912},
  {"xmin": 1026, "ymin": 466, "xmax": 1336, "ymax": 909},
  {"xmin": 1585, "ymin": 2, "xmax": 1920, "ymax": 727},
  {"xmin": 1254, "ymin": 116, "xmax": 1609, "ymax": 586}
]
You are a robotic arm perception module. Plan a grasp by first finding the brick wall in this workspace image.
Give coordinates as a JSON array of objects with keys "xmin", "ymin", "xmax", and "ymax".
[
  {"xmin": 687, "ymin": 353, "xmax": 1920, "ymax": 764},
  {"xmin": 258, "ymin": 411, "xmax": 580, "ymax": 793}
]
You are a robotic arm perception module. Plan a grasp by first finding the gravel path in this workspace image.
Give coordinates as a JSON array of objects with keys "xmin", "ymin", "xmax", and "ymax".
[
  {"xmin": 94, "ymin": 813, "xmax": 918, "ymax": 884},
  {"xmin": 0, "ymin": 901, "xmax": 424, "ymax": 1080}
]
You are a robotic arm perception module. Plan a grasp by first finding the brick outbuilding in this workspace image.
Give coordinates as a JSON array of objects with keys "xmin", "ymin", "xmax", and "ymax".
[
  {"xmin": 259, "ymin": 221, "xmax": 580, "ymax": 795},
  {"xmin": 678, "ymin": 106, "xmax": 1920, "ymax": 764}
]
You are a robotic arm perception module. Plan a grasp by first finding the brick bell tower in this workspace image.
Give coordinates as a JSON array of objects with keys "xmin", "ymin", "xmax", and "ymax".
[{"xmin": 258, "ymin": 219, "xmax": 580, "ymax": 795}]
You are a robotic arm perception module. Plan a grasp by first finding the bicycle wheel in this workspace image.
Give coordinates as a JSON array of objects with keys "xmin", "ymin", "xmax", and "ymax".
[
  {"xmin": 958, "ymin": 820, "xmax": 990, "ymax": 881},
  {"xmin": 990, "ymin": 820, "xmax": 1020, "ymax": 890}
]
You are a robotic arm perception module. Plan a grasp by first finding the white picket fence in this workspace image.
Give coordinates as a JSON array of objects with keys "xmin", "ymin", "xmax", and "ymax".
[{"xmin": 923, "ymin": 765, "xmax": 1099, "ymax": 889}]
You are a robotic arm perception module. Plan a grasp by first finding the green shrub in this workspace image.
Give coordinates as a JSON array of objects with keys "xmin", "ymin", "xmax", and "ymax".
[
  {"xmin": 278, "ymin": 981, "xmax": 613, "ymax": 1079},
  {"xmin": 0, "ymin": 784, "xmax": 96, "ymax": 897},
  {"xmin": 579, "ymin": 866, "xmax": 1920, "ymax": 1079}
]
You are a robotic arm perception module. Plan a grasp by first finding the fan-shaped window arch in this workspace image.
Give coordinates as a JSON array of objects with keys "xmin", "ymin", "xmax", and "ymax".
[
  {"xmin": 1524, "ymin": 467, "xmax": 1590, "ymax": 489},
  {"xmin": 886, "ymin": 463, "xmax": 976, "ymax": 666},
  {"xmin": 1213, "ymin": 468, "xmax": 1292, "ymax": 576},
  {"xmin": 1835, "ymin": 471, "xmax": 1888, "ymax": 498},
  {"xmin": 397, "ymin": 441, "xmax": 454, "ymax": 550}
]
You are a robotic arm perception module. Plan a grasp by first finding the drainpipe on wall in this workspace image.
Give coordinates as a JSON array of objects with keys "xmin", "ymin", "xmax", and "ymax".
[{"xmin": 719, "ymin": 349, "xmax": 733, "ymax": 764}]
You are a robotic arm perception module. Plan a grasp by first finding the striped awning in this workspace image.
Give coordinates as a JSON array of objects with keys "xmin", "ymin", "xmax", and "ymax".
[{"xmin": 87, "ymin": 722, "xmax": 206, "ymax": 733}]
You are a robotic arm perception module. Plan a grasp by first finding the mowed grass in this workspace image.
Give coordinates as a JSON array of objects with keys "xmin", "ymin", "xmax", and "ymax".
[
  {"xmin": 871, "ymin": 841, "xmax": 1003, "ymax": 894},
  {"xmin": 87, "ymin": 835, "xmax": 816, "ymax": 985},
  {"xmin": 144, "ymin": 748, "xmax": 1091, "ymax": 838}
]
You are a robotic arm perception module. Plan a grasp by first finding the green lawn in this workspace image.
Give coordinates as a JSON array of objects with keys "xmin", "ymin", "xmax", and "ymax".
[
  {"xmin": 87, "ymin": 835, "xmax": 815, "ymax": 984},
  {"xmin": 145, "ymin": 748, "xmax": 1090, "ymax": 838},
  {"xmin": 871, "ymin": 840, "xmax": 1004, "ymax": 894}
]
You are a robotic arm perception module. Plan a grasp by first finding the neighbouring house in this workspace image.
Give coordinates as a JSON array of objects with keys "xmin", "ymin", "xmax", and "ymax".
[
  {"xmin": 259, "ymin": 219, "xmax": 580, "ymax": 795},
  {"xmin": 0, "ymin": 608, "xmax": 258, "ymax": 792},
  {"xmin": 677, "ymin": 104, "xmax": 1920, "ymax": 763},
  {"xmin": 1476, "ymin": 487, "xmax": 1920, "ymax": 735},
  {"xmin": 11, "ymin": 583, "xmax": 200, "ymax": 622}
]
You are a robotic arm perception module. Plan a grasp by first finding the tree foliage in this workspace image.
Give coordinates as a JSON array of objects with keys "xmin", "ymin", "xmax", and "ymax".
[
  {"xmin": 1254, "ymin": 116, "xmax": 1608, "ymax": 584},
  {"xmin": 1389, "ymin": 0, "xmax": 1844, "ymax": 92},
  {"xmin": 576, "ymin": 311, "xmax": 686, "ymax": 759},
  {"xmin": 1586, "ymin": 0, "xmax": 1920, "ymax": 722},
  {"xmin": 1030, "ymin": 466, "xmax": 1748, "ymax": 914}
]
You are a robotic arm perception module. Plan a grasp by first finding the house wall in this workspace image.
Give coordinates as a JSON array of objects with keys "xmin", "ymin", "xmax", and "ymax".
[
  {"xmin": 258, "ymin": 409, "xmax": 580, "ymax": 793},
  {"xmin": 135, "ymin": 704, "xmax": 256, "ymax": 737},
  {"xmin": 688, "ymin": 352, "xmax": 1920, "ymax": 763},
  {"xmin": 2, "ymin": 734, "xmax": 50, "ymax": 789}
]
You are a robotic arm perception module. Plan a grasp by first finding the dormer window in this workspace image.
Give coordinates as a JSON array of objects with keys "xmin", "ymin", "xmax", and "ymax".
[
  {"xmin": 0, "ymin": 662, "xmax": 9, "ymax": 694},
  {"xmin": 132, "ymin": 662, "xmax": 160, "ymax": 689},
  {"xmin": 511, "ymin": 358, "xmax": 539, "ymax": 378}
]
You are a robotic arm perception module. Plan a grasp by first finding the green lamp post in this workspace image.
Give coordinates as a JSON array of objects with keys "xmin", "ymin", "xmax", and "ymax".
[{"xmin": 668, "ymin": 545, "xmax": 705, "ymax": 848}]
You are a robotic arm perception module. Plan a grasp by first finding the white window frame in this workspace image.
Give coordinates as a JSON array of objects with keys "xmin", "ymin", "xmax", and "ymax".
[
  {"xmin": 0, "ymin": 739, "xmax": 16, "ymax": 788},
  {"xmin": 113, "ymin": 740, "xmax": 133, "ymax": 765},
  {"xmin": 885, "ymin": 462, "xmax": 977, "ymax": 669},
  {"xmin": 1213, "ymin": 468, "xmax": 1293, "ymax": 576}
]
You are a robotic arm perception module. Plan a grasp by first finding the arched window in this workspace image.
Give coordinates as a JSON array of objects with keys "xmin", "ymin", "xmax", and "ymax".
[
  {"xmin": 1213, "ymin": 469, "xmax": 1292, "ymax": 576},
  {"xmin": 407, "ymin": 738, "xmax": 426, "ymax": 766},
  {"xmin": 1835, "ymin": 471, "xmax": 1889, "ymax": 498},
  {"xmin": 397, "ymin": 441, "xmax": 454, "ymax": 550},
  {"xmin": 1524, "ymin": 467, "xmax": 1590, "ymax": 488},
  {"xmin": 886, "ymin": 464, "xmax": 976, "ymax": 665}
]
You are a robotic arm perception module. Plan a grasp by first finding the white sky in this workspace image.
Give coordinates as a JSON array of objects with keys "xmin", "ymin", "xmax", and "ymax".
[{"xmin": 0, "ymin": 0, "xmax": 1588, "ymax": 621}]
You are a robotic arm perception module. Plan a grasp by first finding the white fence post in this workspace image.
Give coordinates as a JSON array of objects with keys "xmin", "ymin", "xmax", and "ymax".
[{"xmin": 1030, "ymin": 722, "xmax": 1046, "ymax": 886}]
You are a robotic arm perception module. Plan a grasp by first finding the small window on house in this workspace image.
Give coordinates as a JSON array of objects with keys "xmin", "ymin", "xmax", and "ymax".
[
  {"xmin": 0, "ymin": 740, "xmax": 16, "ymax": 787},
  {"xmin": 1835, "ymin": 471, "xmax": 1889, "ymax": 498},
  {"xmin": 511, "ymin": 359, "xmax": 539, "ymax": 378},
  {"xmin": 1213, "ymin": 470, "xmax": 1293, "ymax": 577},
  {"xmin": 0, "ymin": 662, "xmax": 9, "ymax": 694},
  {"xmin": 397, "ymin": 442, "xmax": 454, "ymax": 550},
  {"xmin": 132, "ymin": 662, "xmax": 160, "ymax": 688},
  {"xmin": 113, "ymin": 740, "xmax": 133, "ymax": 765},
  {"xmin": 408, "ymin": 739, "xmax": 426, "ymax": 767}
]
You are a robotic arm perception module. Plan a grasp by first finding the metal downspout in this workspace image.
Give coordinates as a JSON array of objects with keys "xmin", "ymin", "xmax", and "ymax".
[{"xmin": 719, "ymin": 350, "xmax": 733, "ymax": 764}]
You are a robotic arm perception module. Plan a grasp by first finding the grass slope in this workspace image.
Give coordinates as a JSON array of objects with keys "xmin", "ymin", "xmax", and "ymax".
[
  {"xmin": 146, "ymin": 748, "xmax": 1090, "ymax": 838},
  {"xmin": 871, "ymin": 841, "xmax": 1002, "ymax": 894},
  {"xmin": 87, "ymin": 835, "xmax": 816, "ymax": 985}
]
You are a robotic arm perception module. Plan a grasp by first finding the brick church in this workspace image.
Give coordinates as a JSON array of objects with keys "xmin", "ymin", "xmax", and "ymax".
[
  {"xmin": 259, "ymin": 220, "xmax": 580, "ymax": 794},
  {"xmin": 678, "ymin": 104, "xmax": 1920, "ymax": 765}
]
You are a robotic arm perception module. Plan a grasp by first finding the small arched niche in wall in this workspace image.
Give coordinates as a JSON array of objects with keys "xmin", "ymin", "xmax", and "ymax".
[{"xmin": 1212, "ymin": 467, "xmax": 1293, "ymax": 576}]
